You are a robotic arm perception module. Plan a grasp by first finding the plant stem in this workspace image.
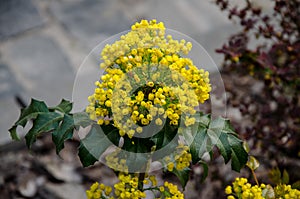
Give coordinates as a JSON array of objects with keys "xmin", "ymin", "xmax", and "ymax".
[
  {"xmin": 138, "ymin": 173, "xmax": 145, "ymax": 191},
  {"xmin": 251, "ymin": 169, "xmax": 259, "ymax": 186}
]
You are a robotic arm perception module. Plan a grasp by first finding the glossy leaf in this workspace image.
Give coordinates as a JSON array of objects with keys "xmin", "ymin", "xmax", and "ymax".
[
  {"xmin": 55, "ymin": 99, "xmax": 73, "ymax": 113},
  {"xmin": 52, "ymin": 114, "xmax": 74, "ymax": 154},
  {"xmin": 73, "ymin": 112, "xmax": 93, "ymax": 129},
  {"xmin": 78, "ymin": 124, "xmax": 119, "ymax": 167},
  {"xmin": 189, "ymin": 125, "xmax": 211, "ymax": 164},
  {"xmin": 228, "ymin": 135, "xmax": 248, "ymax": 172},
  {"xmin": 9, "ymin": 99, "xmax": 49, "ymax": 140},
  {"xmin": 190, "ymin": 113, "xmax": 248, "ymax": 172},
  {"xmin": 25, "ymin": 112, "xmax": 62, "ymax": 148},
  {"xmin": 216, "ymin": 132, "xmax": 231, "ymax": 163},
  {"xmin": 172, "ymin": 167, "xmax": 190, "ymax": 190}
]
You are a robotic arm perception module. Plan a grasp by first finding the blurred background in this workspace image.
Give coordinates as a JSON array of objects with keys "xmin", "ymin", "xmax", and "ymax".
[{"xmin": 0, "ymin": 0, "xmax": 275, "ymax": 198}]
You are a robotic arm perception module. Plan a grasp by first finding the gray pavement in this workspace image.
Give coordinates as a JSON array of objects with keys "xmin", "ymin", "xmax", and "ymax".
[{"xmin": 0, "ymin": 0, "xmax": 271, "ymax": 145}]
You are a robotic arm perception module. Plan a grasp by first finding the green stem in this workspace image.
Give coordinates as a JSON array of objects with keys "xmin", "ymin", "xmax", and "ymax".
[
  {"xmin": 138, "ymin": 173, "xmax": 145, "ymax": 191},
  {"xmin": 143, "ymin": 187, "xmax": 159, "ymax": 191},
  {"xmin": 251, "ymin": 169, "xmax": 259, "ymax": 186}
]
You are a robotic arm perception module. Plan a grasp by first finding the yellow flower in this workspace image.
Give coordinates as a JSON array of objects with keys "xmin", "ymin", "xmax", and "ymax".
[
  {"xmin": 86, "ymin": 19, "xmax": 211, "ymax": 139},
  {"xmin": 155, "ymin": 118, "xmax": 163, "ymax": 126},
  {"xmin": 225, "ymin": 186, "xmax": 232, "ymax": 194}
]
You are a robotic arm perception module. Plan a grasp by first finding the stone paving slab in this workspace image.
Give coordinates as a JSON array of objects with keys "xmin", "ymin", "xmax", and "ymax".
[
  {"xmin": 0, "ymin": 0, "xmax": 44, "ymax": 40},
  {"xmin": 0, "ymin": 62, "xmax": 23, "ymax": 98},
  {"xmin": 0, "ymin": 62, "xmax": 23, "ymax": 144},
  {"xmin": 50, "ymin": 0, "xmax": 132, "ymax": 49},
  {"xmin": 4, "ymin": 34, "xmax": 75, "ymax": 106},
  {"xmin": 0, "ymin": 33, "xmax": 76, "ymax": 144},
  {"xmin": 0, "ymin": 96, "xmax": 21, "ymax": 144}
]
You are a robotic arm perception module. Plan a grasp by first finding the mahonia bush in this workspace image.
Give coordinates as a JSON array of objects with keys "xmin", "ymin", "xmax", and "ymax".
[
  {"xmin": 83, "ymin": 19, "xmax": 247, "ymax": 199},
  {"xmin": 9, "ymin": 19, "xmax": 249, "ymax": 199}
]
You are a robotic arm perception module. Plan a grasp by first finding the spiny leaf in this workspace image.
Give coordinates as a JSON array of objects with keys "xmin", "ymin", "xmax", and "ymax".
[
  {"xmin": 9, "ymin": 99, "xmax": 49, "ymax": 140},
  {"xmin": 78, "ymin": 124, "xmax": 119, "ymax": 167},
  {"xmin": 172, "ymin": 167, "xmax": 190, "ymax": 190},
  {"xmin": 228, "ymin": 135, "xmax": 248, "ymax": 172},
  {"xmin": 189, "ymin": 113, "xmax": 248, "ymax": 172},
  {"xmin": 55, "ymin": 99, "xmax": 73, "ymax": 113},
  {"xmin": 216, "ymin": 133, "xmax": 231, "ymax": 163},
  {"xmin": 189, "ymin": 125, "xmax": 211, "ymax": 164},
  {"xmin": 52, "ymin": 114, "xmax": 74, "ymax": 154},
  {"xmin": 25, "ymin": 112, "xmax": 62, "ymax": 148},
  {"xmin": 73, "ymin": 112, "xmax": 93, "ymax": 129}
]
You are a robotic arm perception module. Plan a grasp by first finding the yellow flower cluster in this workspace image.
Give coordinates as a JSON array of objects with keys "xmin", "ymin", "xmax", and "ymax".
[
  {"xmin": 105, "ymin": 148, "xmax": 129, "ymax": 173},
  {"xmin": 159, "ymin": 181, "xmax": 184, "ymax": 199},
  {"xmin": 225, "ymin": 177, "xmax": 300, "ymax": 199},
  {"xmin": 86, "ymin": 19, "xmax": 211, "ymax": 139},
  {"xmin": 87, "ymin": 173, "xmax": 146, "ymax": 199},
  {"xmin": 274, "ymin": 184, "xmax": 300, "ymax": 199},
  {"xmin": 86, "ymin": 174, "xmax": 185, "ymax": 199},
  {"xmin": 114, "ymin": 173, "xmax": 146, "ymax": 199},
  {"xmin": 163, "ymin": 144, "xmax": 192, "ymax": 172},
  {"xmin": 225, "ymin": 178, "xmax": 264, "ymax": 199},
  {"xmin": 86, "ymin": 182, "xmax": 113, "ymax": 199}
]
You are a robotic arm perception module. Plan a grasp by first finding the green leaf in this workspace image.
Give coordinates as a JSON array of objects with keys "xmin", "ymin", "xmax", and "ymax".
[
  {"xmin": 246, "ymin": 156, "xmax": 260, "ymax": 171},
  {"xmin": 189, "ymin": 113, "xmax": 248, "ymax": 171},
  {"xmin": 292, "ymin": 181, "xmax": 300, "ymax": 190},
  {"xmin": 73, "ymin": 112, "xmax": 93, "ymax": 128},
  {"xmin": 269, "ymin": 168, "xmax": 282, "ymax": 184},
  {"xmin": 78, "ymin": 141, "xmax": 98, "ymax": 167},
  {"xmin": 228, "ymin": 135, "xmax": 248, "ymax": 172},
  {"xmin": 52, "ymin": 114, "xmax": 74, "ymax": 154},
  {"xmin": 120, "ymin": 136, "xmax": 155, "ymax": 171},
  {"xmin": 9, "ymin": 99, "xmax": 49, "ymax": 140},
  {"xmin": 195, "ymin": 113, "xmax": 210, "ymax": 127},
  {"xmin": 100, "ymin": 124, "xmax": 121, "ymax": 146},
  {"xmin": 189, "ymin": 125, "xmax": 211, "ymax": 164},
  {"xmin": 216, "ymin": 132, "xmax": 231, "ymax": 163},
  {"xmin": 25, "ymin": 112, "xmax": 62, "ymax": 148},
  {"xmin": 243, "ymin": 141, "xmax": 250, "ymax": 153},
  {"xmin": 150, "ymin": 119, "xmax": 178, "ymax": 150},
  {"xmin": 54, "ymin": 99, "xmax": 73, "ymax": 113},
  {"xmin": 78, "ymin": 124, "xmax": 119, "ymax": 167},
  {"xmin": 172, "ymin": 167, "xmax": 190, "ymax": 190},
  {"xmin": 199, "ymin": 160, "xmax": 208, "ymax": 183},
  {"xmin": 282, "ymin": 169, "xmax": 289, "ymax": 184}
]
